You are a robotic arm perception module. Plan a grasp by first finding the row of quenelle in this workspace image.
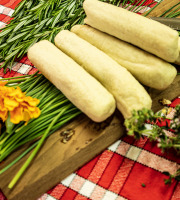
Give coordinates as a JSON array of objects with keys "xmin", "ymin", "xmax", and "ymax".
[{"xmin": 28, "ymin": 0, "xmax": 178, "ymax": 122}]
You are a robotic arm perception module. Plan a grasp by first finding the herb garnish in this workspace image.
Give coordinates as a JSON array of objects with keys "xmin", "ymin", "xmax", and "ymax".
[
  {"xmin": 124, "ymin": 105, "xmax": 180, "ymax": 153},
  {"xmin": 124, "ymin": 104, "xmax": 180, "ymax": 184}
]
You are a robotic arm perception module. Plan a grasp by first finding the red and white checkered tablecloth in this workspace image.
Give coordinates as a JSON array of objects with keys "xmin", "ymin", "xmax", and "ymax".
[{"xmin": 0, "ymin": 0, "xmax": 180, "ymax": 200}]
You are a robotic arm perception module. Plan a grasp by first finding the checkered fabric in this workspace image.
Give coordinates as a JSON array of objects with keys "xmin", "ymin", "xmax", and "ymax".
[
  {"xmin": 0, "ymin": 0, "xmax": 180, "ymax": 200},
  {"xmin": 36, "ymin": 98, "xmax": 180, "ymax": 200}
]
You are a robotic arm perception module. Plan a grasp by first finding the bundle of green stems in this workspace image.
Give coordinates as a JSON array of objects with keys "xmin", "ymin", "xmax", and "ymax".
[{"xmin": 0, "ymin": 73, "xmax": 81, "ymax": 188}]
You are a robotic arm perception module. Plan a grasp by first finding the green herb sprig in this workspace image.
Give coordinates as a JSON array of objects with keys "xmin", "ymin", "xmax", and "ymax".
[
  {"xmin": 163, "ymin": 169, "xmax": 180, "ymax": 184},
  {"xmin": 124, "ymin": 106, "xmax": 180, "ymax": 153},
  {"xmin": 124, "ymin": 105, "xmax": 180, "ymax": 184},
  {"xmin": 0, "ymin": 0, "xmax": 86, "ymax": 72}
]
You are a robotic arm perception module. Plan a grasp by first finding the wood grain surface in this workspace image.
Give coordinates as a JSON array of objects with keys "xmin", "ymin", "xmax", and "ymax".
[
  {"xmin": 0, "ymin": 1, "xmax": 180, "ymax": 199},
  {"xmin": 143, "ymin": 0, "xmax": 180, "ymax": 18},
  {"xmin": 0, "ymin": 112, "xmax": 125, "ymax": 200}
]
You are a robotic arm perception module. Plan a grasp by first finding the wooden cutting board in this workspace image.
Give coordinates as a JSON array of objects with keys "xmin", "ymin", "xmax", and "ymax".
[
  {"xmin": 143, "ymin": 0, "xmax": 180, "ymax": 18},
  {"xmin": 0, "ymin": 1, "xmax": 180, "ymax": 199}
]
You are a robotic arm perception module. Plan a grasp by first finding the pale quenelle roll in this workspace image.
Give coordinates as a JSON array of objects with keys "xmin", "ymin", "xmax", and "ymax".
[
  {"xmin": 83, "ymin": 0, "xmax": 179, "ymax": 63},
  {"xmin": 55, "ymin": 30, "xmax": 152, "ymax": 119},
  {"xmin": 71, "ymin": 25, "xmax": 177, "ymax": 90},
  {"xmin": 27, "ymin": 40, "xmax": 116, "ymax": 122}
]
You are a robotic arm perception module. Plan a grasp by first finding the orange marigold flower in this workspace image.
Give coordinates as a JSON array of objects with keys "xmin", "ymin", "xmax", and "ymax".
[{"xmin": 0, "ymin": 81, "xmax": 41, "ymax": 124}]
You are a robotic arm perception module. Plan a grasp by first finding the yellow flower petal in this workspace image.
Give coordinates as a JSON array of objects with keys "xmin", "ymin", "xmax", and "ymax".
[
  {"xmin": 0, "ymin": 84, "xmax": 41, "ymax": 123},
  {"xmin": 4, "ymin": 97, "xmax": 19, "ymax": 111},
  {"xmin": 23, "ymin": 111, "xmax": 31, "ymax": 122},
  {"xmin": 0, "ymin": 99, "xmax": 5, "ymax": 109},
  {"xmin": 10, "ymin": 106, "xmax": 23, "ymax": 124},
  {"xmin": 0, "ymin": 109, "xmax": 8, "ymax": 122},
  {"xmin": 24, "ymin": 96, "xmax": 40, "ymax": 106},
  {"xmin": 9, "ymin": 87, "xmax": 24, "ymax": 99},
  {"xmin": 32, "ymin": 107, "xmax": 41, "ymax": 118},
  {"xmin": 25, "ymin": 105, "xmax": 36, "ymax": 112},
  {"xmin": 24, "ymin": 107, "xmax": 40, "ymax": 118}
]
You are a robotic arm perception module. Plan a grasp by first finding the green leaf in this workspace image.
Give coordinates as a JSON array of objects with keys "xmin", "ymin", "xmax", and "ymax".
[
  {"xmin": 0, "ymin": 28, "xmax": 13, "ymax": 38},
  {"xmin": 5, "ymin": 113, "xmax": 15, "ymax": 134},
  {"xmin": 26, "ymin": 0, "xmax": 34, "ymax": 10},
  {"xmin": 5, "ymin": 49, "xmax": 20, "ymax": 60},
  {"xmin": 30, "ymin": 3, "xmax": 44, "ymax": 12},
  {"xmin": 51, "ymin": 10, "xmax": 63, "ymax": 28},
  {"xmin": 13, "ymin": 17, "xmax": 35, "ymax": 33},
  {"xmin": 46, "ymin": 18, "xmax": 54, "ymax": 26},
  {"xmin": 12, "ymin": 0, "xmax": 27, "ymax": 17},
  {"xmin": 162, "ymin": 171, "xmax": 170, "ymax": 176},
  {"xmin": 7, "ymin": 40, "xmax": 19, "ymax": 54},
  {"xmin": 7, "ymin": 32, "xmax": 28, "ymax": 44},
  {"xmin": 35, "ymin": 18, "xmax": 49, "ymax": 29},
  {"xmin": 0, "ymin": 43, "xmax": 7, "ymax": 50},
  {"xmin": 0, "ymin": 0, "xmax": 162, "ymax": 72},
  {"xmin": 164, "ymin": 178, "xmax": 172, "ymax": 185},
  {"xmin": 67, "ymin": 0, "xmax": 76, "ymax": 12},
  {"xmin": 141, "ymin": 183, "xmax": 146, "ymax": 187}
]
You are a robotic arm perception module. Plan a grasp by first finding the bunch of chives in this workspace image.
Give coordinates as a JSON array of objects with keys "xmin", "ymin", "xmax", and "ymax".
[{"xmin": 0, "ymin": 74, "xmax": 81, "ymax": 176}]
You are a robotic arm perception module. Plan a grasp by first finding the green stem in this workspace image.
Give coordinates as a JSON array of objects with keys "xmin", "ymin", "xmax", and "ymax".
[
  {"xmin": 8, "ymin": 104, "xmax": 71, "ymax": 189},
  {"xmin": 39, "ymin": 93, "xmax": 65, "ymax": 110},
  {"xmin": 129, "ymin": 0, "xmax": 141, "ymax": 12},
  {"xmin": 160, "ymin": 2, "xmax": 180, "ymax": 17},
  {"xmin": 1, "ymin": 75, "xmax": 31, "ymax": 81},
  {"xmin": 17, "ymin": 72, "xmax": 40, "ymax": 88},
  {"xmin": 0, "ymin": 142, "xmax": 37, "ymax": 174},
  {"xmin": 143, "ymin": 0, "xmax": 164, "ymax": 17},
  {"xmin": 167, "ymin": 5, "xmax": 180, "ymax": 17},
  {"xmin": 122, "ymin": 0, "xmax": 128, "ymax": 7},
  {"xmin": 168, "ymin": 11, "xmax": 180, "ymax": 18},
  {"xmin": 173, "ymin": 144, "xmax": 180, "ymax": 148},
  {"xmin": 37, "ymin": 84, "xmax": 59, "ymax": 103},
  {"xmin": 135, "ymin": 2, "xmax": 155, "ymax": 13},
  {"xmin": 16, "ymin": 110, "xmax": 80, "ymax": 148},
  {"xmin": 133, "ymin": 0, "xmax": 146, "ymax": 12},
  {"xmin": 0, "ymin": 110, "xmax": 80, "ymax": 174},
  {"xmin": 2, "ymin": 107, "xmax": 63, "ymax": 150},
  {"xmin": 26, "ymin": 80, "xmax": 50, "ymax": 96},
  {"xmin": 24, "ymin": 74, "xmax": 43, "ymax": 93},
  {"xmin": 5, "ymin": 79, "xmax": 27, "ymax": 84}
]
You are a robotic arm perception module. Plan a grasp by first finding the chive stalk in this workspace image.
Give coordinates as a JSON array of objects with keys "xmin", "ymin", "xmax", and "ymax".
[
  {"xmin": 159, "ymin": 2, "xmax": 180, "ymax": 17},
  {"xmin": 143, "ymin": 0, "xmax": 164, "ymax": 17},
  {"xmin": 8, "ymin": 104, "xmax": 72, "ymax": 189}
]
